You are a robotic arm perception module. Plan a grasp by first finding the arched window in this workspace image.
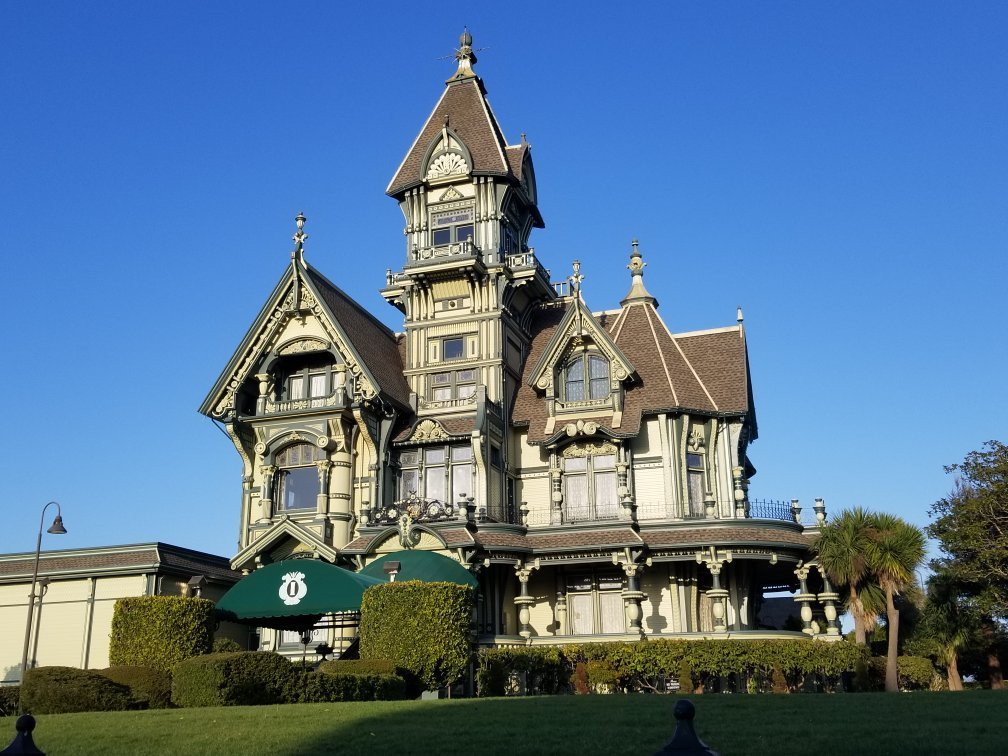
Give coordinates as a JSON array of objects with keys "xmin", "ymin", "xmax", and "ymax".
[
  {"xmin": 274, "ymin": 443, "xmax": 324, "ymax": 511},
  {"xmin": 563, "ymin": 354, "xmax": 609, "ymax": 401}
]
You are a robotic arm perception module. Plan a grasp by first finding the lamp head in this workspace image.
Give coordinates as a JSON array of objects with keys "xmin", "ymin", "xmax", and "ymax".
[{"xmin": 47, "ymin": 515, "xmax": 66, "ymax": 535}]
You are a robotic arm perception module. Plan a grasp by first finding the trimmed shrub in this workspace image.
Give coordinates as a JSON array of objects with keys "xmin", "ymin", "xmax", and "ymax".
[
  {"xmin": 319, "ymin": 658, "xmax": 398, "ymax": 676},
  {"xmin": 868, "ymin": 655, "xmax": 938, "ymax": 691},
  {"xmin": 0, "ymin": 685, "xmax": 20, "ymax": 716},
  {"xmin": 110, "ymin": 596, "xmax": 214, "ymax": 672},
  {"xmin": 212, "ymin": 637, "xmax": 245, "ymax": 654},
  {"xmin": 476, "ymin": 646, "xmax": 569, "ymax": 697},
  {"xmin": 360, "ymin": 581, "xmax": 474, "ymax": 692},
  {"xmin": 98, "ymin": 666, "xmax": 172, "ymax": 709},
  {"xmin": 677, "ymin": 659, "xmax": 694, "ymax": 694},
  {"xmin": 585, "ymin": 660, "xmax": 619, "ymax": 692},
  {"xmin": 21, "ymin": 667, "xmax": 134, "ymax": 714},
  {"xmin": 287, "ymin": 667, "xmax": 407, "ymax": 702},
  {"xmin": 171, "ymin": 652, "xmax": 293, "ymax": 707}
]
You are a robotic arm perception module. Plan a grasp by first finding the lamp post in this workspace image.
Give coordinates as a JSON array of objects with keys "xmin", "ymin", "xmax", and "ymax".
[{"xmin": 20, "ymin": 502, "xmax": 67, "ymax": 686}]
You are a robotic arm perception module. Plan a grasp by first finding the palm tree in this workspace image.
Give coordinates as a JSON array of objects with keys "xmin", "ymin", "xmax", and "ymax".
[
  {"xmin": 865, "ymin": 513, "xmax": 927, "ymax": 692},
  {"xmin": 919, "ymin": 570, "xmax": 978, "ymax": 690},
  {"xmin": 813, "ymin": 508, "xmax": 875, "ymax": 644}
]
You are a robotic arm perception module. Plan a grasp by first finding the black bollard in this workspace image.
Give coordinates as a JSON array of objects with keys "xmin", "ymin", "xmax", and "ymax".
[
  {"xmin": 653, "ymin": 699, "xmax": 718, "ymax": 756},
  {"xmin": 0, "ymin": 714, "xmax": 45, "ymax": 755}
]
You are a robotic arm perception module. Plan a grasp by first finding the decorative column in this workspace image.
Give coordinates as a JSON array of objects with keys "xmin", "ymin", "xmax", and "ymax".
[
  {"xmin": 555, "ymin": 591, "xmax": 568, "ymax": 636},
  {"xmin": 549, "ymin": 459, "xmax": 563, "ymax": 525},
  {"xmin": 259, "ymin": 464, "xmax": 277, "ymax": 521},
  {"xmin": 793, "ymin": 565, "xmax": 816, "ymax": 635},
  {"xmin": 813, "ymin": 498, "xmax": 827, "ymax": 525},
  {"xmin": 817, "ymin": 572, "xmax": 841, "ymax": 638},
  {"xmin": 255, "ymin": 373, "xmax": 271, "ymax": 415},
  {"xmin": 315, "ymin": 460, "xmax": 332, "ymax": 515},
  {"xmin": 790, "ymin": 498, "xmax": 802, "ymax": 524},
  {"xmin": 617, "ymin": 447, "xmax": 636, "ymax": 522},
  {"xmin": 703, "ymin": 491, "xmax": 717, "ymax": 519},
  {"xmin": 707, "ymin": 563, "xmax": 729, "ymax": 633},
  {"xmin": 514, "ymin": 562, "xmax": 538, "ymax": 641},
  {"xmin": 621, "ymin": 563, "xmax": 645, "ymax": 637},
  {"xmin": 732, "ymin": 467, "xmax": 748, "ymax": 518}
]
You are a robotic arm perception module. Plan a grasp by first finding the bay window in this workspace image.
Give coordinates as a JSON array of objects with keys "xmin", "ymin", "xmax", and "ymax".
[
  {"xmin": 396, "ymin": 444, "xmax": 473, "ymax": 505},
  {"xmin": 563, "ymin": 451, "xmax": 618, "ymax": 522},
  {"xmin": 274, "ymin": 442, "xmax": 325, "ymax": 511}
]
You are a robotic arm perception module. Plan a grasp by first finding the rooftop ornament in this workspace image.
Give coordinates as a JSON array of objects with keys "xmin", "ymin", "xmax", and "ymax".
[
  {"xmin": 448, "ymin": 27, "xmax": 479, "ymax": 82},
  {"xmin": 291, "ymin": 211, "xmax": 308, "ymax": 264},
  {"xmin": 621, "ymin": 238, "xmax": 658, "ymax": 307}
]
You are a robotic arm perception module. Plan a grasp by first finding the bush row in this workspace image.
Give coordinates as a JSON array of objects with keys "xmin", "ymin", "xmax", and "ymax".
[
  {"xmin": 867, "ymin": 655, "xmax": 941, "ymax": 691},
  {"xmin": 477, "ymin": 639, "xmax": 874, "ymax": 696},
  {"xmin": 109, "ymin": 596, "xmax": 215, "ymax": 673},
  {"xmin": 0, "ymin": 685, "xmax": 20, "ymax": 716}
]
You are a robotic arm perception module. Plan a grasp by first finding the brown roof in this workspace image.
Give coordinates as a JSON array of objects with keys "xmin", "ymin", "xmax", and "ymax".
[
  {"xmin": 387, "ymin": 79, "xmax": 513, "ymax": 196},
  {"xmin": 474, "ymin": 531, "xmax": 532, "ymax": 551},
  {"xmin": 306, "ymin": 266, "xmax": 411, "ymax": 409},
  {"xmin": 641, "ymin": 526, "xmax": 812, "ymax": 550},
  {"xmin": 0, "ymin": 543, "xmax": 238, "ymax": 584},
  {"xmin": 441, "ymin": 527, "xmax": 476, "ymax": 547},
  {"xmin": 526, "ymin": 528, "xmax": 644, "ymax": 552},
  {"xmin": 513, "ymin": 301, "xmax": 751, "ymax": 443}
]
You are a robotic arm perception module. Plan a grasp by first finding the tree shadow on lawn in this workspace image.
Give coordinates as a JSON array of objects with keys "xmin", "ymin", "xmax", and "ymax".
[{"xmin": 272, "ymin": 692, "xmax": 1008, "ymax": 756}]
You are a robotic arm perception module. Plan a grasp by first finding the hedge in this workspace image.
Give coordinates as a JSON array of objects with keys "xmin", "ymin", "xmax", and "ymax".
[
  {"xmin": 0, "ymin": 685, "xmax": 20, "ymax": 716},
  {"xmin": 476, "ymin": 639, "xmax": 869, "ymax": 696},
  {"xmin": 360, "ymin": 581, "xmax": 474, "ymax": 692},
  {"xmin": 171, "ymin": 652, "xmax": 293, "ymax": 707},
  {"xmin": 110, "ymin": 596, "xmax": 215, "ymax": 672},
  {"xmin": 98, "ymin": 666, "xmax": 172, "ymax": 709},
  {"xmin": 318, "ymin": 658, "xmax": 399, "ymax": 677},
  {"xmin": 21, "ymin": 667, "xmax": 135, "ymax": 714},
  {"xmin": 288, "ymin": 668, "xmax": 407, "ymax": 702},
  {"xmin": 868, "ymin": 656, "xmax": 939, "ymax": 691}
]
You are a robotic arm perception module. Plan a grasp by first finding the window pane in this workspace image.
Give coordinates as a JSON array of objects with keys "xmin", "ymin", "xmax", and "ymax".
[
  {"xmin": 566, "ymin": 359, "xmax": 584, "ymax": 381},
  {"xmin": 597, "ymin": 573, "xmax": 623, "ymax": 591},
  {"xmin": 451, "ymin": 446, "xmax": 472, "ymax": 462},
  {"xmin": 687, "ymin": 453, "xmax": 703, "ymax": 470},
  {"xmin": 289, "ymin": 376, "xmax": 305, "ymax": 400},
  {"xmin": 594, "ymin": 470, "xmax": 618, "ymax": 519},
  {"xmin": 589, "ymin": 377, "xmax": 609, "ymax": 400},
  {"xmin": 425, "ymin": 467, "xmax": 446, "ymax": 501},
  {"xmin": 432, "ymin": 387, "xmax": 452, "ymax": 401},
  {"xmin": 456, "ymin": 224, "xmax": 474, "ymax": 242},
  {"xmin": 433, "ymin": 228, "xmax": 451, "ymax": 245},
  {"xmin": 599, "ymin": 592, "xmax": 625, "ymax": 634},
  {"xmin": 457, "ymin": 384, "xmax": 476, "ymax": 399},
  {"xmin": 688, "ymin": 470, "xmax": 705, "ymax": 514},
  {"xmin": 589, "ymin": 356, "xmax": 608, "ymax": 379},
  {"xmin": 309, "ymin": 373, "xmax": 327, "ymax": 397},
  {"xmin": 564, "ymin": 457, "xmax": 587, "ymax": 472},
  {"xmin": 432, "ymin": 372, "xmax": 451, "ymax": 385},
  {"xmin": 569, "ymin": 594, "xmax": 594, "ymax": 635},
  {"xmin": 425, "ymin": 448, "xmax": 445, "ymax": 464},
  {"xmin": 452, "ymin": 463, "xmax": 472, "ymax": 504},
  {"xmin": 593, "ymin": 454, "xmax": 616, "ymax": 470},
  {"xmin": 281, "ymin": 467, "xmax": 318, "ymax": 510},
  {"xmin": 564, "ymin": 474, "xmax": 589, "ymax": 521},
  {"xmin": 456, "ymin": 369, "xmax": 476, "ymax": 382},
  {"xmin": 443, "ymin": 338, "xmax": 464, "ymax": 360},
  {"xmin": 399, "ymin": 469, "xmax": 419, "ymax": 498},
  {"xmin": 398, "ymin": 451, "xmax": 419, "ymax": 466}
]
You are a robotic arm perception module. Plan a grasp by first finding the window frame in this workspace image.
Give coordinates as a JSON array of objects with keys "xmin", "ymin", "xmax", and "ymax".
[
  {"xmin": 442, "ymin": 337, "xmax": 466, "ymax": 361},
  {"xmin": 430, "ymin": 207, "xmax": 475, "ymax": 247},
  {"xmin": 562, "ymin": 450, "xmax": 618, "ymax": 522},
  {"xmin": 560, "ymin": 353, "xmax": 610, "ymax": 403},
  {"xmin": 686, "ymin": 452, "xmax": 706, "ymax": 517},
  {"xmin": 274, "ymin": 442, "xmax": 325, "ymax": 512},
  {"xmin": 565, "ymin": 570, "xmax": 626, "ymax": 636},
  {"xmin": 278, "ymin": 355, "xmax": 338, "ymax": 403},
  {"xmin": 429, "ymin": 369, "xmax": 477, "ymax": 401},
  {"xmin": 395, "ymin": 444, "xmax": 474, "ymax": 506}
]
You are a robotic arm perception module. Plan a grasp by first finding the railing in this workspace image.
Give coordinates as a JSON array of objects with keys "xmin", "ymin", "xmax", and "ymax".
[
  {"xmin": 747, "ymin": 498, "xmax": 796, "ymax": 522},
  {"xmin": 506, "ymin": 248, "xmax": 550, "ymax": 284},
  {"xmin": 368, "ymin": 496, "xmax": 458, "ymax": 526},
  {"xmin": 264, "ymin": 390, "xmax": 347, "ymax": 415},
  {"xmin": 417, "ymin": 394, "xmax": 477, "ymax": 411},
  {"xmin": 411, "ymin": 239, "xmax": 479, "ymax": 262},
  {"xmin": 552, "ymin": 280, "xmax": 570, "ymax": 297}
]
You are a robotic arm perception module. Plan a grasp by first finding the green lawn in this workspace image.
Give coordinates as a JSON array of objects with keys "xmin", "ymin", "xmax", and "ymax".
[{"xmin": 4, "ymin": 692, "xmax": 1006, "ymax": 755}]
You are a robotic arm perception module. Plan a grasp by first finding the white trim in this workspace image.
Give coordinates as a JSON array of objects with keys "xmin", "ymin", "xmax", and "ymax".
[{"xmin": 669, "ymin": 324, "xmax": 739, "ymax": 339}]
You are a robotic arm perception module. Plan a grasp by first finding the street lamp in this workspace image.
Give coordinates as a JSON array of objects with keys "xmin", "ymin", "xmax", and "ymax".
[{"xmin": 20, "ymin": 502, "xmax": 66, "ymax": 687}]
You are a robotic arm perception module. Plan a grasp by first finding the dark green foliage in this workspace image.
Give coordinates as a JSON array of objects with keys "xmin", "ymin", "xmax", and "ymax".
[
  {"xmin": 286, "ymin": 667, "xmax": 407, "ymax": 702},
  {"xmin": 359, "ymin": 581, "xmax": 474, "ymax": 691},
  {"xmin": 212, "ymin": 637, "xmax": 245, "ymax": 653},
  {"xmin": 476, "ymin": 646, "xmax": 568, "ymax": 696},
  {"xmin": 318, "ymin": 658, "xmax": 398, "ymax": 676},
  {"xmin": 677, "ymin": 659, "xmax": 694, "ymax": 694},
  {"xmin": 0, "ymin": 685, "xmax": 20, "ymax": 716},
  {"xmin": 109, "ymin": 596, "xmax": 215, "ymax": 672},
  {"xmin": 867, "ymin": 655, "xmax": 938, "ymax": 691},
  {"xmin": 98, "ymin": 666, "xmax": 172, "ymax": 709},
  {"xmin": 171, "ymin": 652, "xmax": 294, "ymax": 707},
  {"xmin": 20, "ymin": 666, "xmax": 135, "ymax": 714},
  {"xmin": 479, "ymin": 639, "xmax": 867, "ymax": 695},
  {"xmin": 585, "ymin": 660, "xmax": 619, "ymax": 690}
]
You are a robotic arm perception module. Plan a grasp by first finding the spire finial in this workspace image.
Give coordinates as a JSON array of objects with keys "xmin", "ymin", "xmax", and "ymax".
[
  {"xmin": 620, "ymin": 238, "xmax": 658, "ymax": 308},
  {"xmin": 737, "ymin": 305, "xmax": 744, "ymax": 324},
  {"xmin": 292, "ymin": 212, "xmax": 308, "ymax": 262},
  {"xmin": 448, "ymin": 27, "xmax": 478, "ymax": 82},
  {"xmin": 569, "ymin": 259, "xmax": 584, "ymax": 297}
]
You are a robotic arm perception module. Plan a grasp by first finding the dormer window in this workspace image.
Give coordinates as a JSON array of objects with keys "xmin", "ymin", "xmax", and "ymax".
[
  {"xmin": 563, "ymin": 354, "xmax": 609, "ymax": 401},
  {"xmin": 278, "ymin": 354, "xmax": 337, "ymax": 401}
]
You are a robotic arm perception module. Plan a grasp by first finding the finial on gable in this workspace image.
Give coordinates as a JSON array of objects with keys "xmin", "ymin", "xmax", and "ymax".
[
  {"xmin": 569, "ymin": 259, "xmax": 584, "ymax": 297},
  {"xmin": 448, "ymin": 27, "xmax": 478, "ymax": 82},
  {"xmin": 737, "ymin": 305, "xmax": 744, "ymax": 324},
  {"xmin": 291, "ymin": 212, "xmax": 308, "ymax": 264},
  {"xmin": 620, "ymin": 238, "xmax": 658, "ymax": 307}
]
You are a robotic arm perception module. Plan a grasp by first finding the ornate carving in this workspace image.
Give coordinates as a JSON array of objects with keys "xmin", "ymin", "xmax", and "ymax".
[
  {"xmin": 409, "ymin": 418, "xmax": 450, "ymax": 442},
  {"xmin": 278, "ymin": 338, "xmax": 329, "ymax": 355},
  {"xmin": 438, "ymin": 186, "xmax": 464, "ymax": 201},
  {"xmin": 563, "ymin": 420, "xmax": 601, "ymax": 438},
  {"xmin": 561, "ymin": 440, "xmax": 616, "ymax": 458},
  {"xmin": 688, "ymin": 427, "xmax": 705, "ymax": 452},
  {"xmin": 426, "ymin": 152, "xmax": 469, "ymax": 180},
  {"xmin": 372, "ymin": 495, "xmax": 458, "ymax": 527}
]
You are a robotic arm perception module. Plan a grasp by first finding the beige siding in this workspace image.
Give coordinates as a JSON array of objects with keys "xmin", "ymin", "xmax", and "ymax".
[
  {"xmin": 632, "ymin": 464, "xmax": 666, "ymax": 520},
  {"xmin": 640, "ymin": 566, "xmax": 674, "ymax": 635}
]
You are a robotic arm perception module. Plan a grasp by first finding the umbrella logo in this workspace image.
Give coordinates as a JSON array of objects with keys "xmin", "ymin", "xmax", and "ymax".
[{"xmin": 279, "ymin": 571, "xmax": 307, "ymax": 605}]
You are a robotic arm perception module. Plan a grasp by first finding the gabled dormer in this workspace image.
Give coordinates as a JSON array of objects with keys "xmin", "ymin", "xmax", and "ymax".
[{"xmin": 526, "ymin": 263, "xmax": 637, "ymax": 437}]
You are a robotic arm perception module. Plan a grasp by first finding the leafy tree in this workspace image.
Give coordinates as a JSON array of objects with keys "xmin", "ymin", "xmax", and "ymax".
[
  {"xmin": 813, "ymin": 508, "xmax": 876, "ymax": 644},
  {"xmin": 865, "ymin": 513, "xmax": 926, "ymax": 692},
  {"xmin": 928, "ymin": 440, "xmax": 1008, "ymax": 689},
  {"xmin": 905, "ymin": 570, "xmax": 981, "ymax": 690}
]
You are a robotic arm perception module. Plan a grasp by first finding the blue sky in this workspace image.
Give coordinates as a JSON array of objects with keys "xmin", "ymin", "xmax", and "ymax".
[{"xmin": 2, "ymin": 2, "xmax": 1005, "ymax": 558}]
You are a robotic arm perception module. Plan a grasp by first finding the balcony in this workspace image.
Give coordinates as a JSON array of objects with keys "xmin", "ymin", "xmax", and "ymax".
[
  {"xmin": 263, "ymin": 388, "xmax": 348, "ymax": 415},
  {"xmin": 410, "ymin": 239, "xmax": 479, "ymax": 263}
]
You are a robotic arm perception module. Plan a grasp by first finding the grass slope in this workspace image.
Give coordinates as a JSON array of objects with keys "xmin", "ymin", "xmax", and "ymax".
[{"xmin": 4, "ymin": 692, "xmax": 1006, "ymax": 755}]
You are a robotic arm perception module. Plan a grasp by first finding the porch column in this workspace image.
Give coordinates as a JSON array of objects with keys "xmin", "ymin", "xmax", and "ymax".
[
  {"xmin": 549, "ymin": 458, "xmax": 563, "ymax": 525},
  {"xmin": 514, "ymin": 562, "xmax": 538, "ymax": 641},
  {"xmin": 793, "ymin": 565, "xmax": 816, "ymax": 635},
  {"xmin": 817, "ymin": 572, "xmax": 841, "ymax": 637},
  {"xmin": 555, "ymin": 591, "xmax": 568, "ymax": 635},
  {"xmin": 697, "ymin": 548, "xmax": 729, "ymax": 633},
  {"xmin": 621, "ymin": 563, "xmax": 645, "ymax": 637}
]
